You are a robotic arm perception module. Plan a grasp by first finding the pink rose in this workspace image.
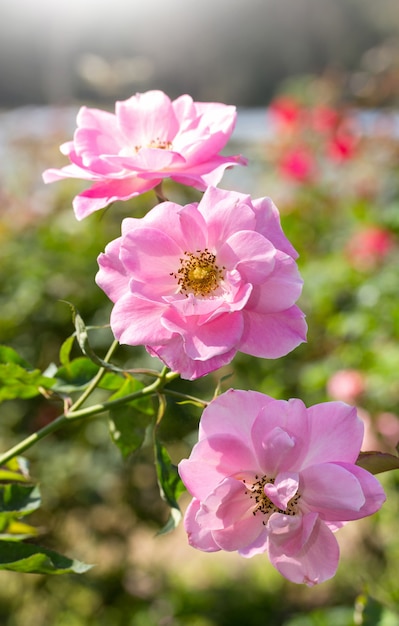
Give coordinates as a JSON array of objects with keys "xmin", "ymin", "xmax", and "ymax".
[
  {"xmin": 43, "ymin": 90, "xmax": 246, "ymax": 220},
  {"xmin": 327, "ymin": 369, "xmax": 365, "ymax": 403},
  {"xmin": 179, "ymin": 389, "xmax": 385, "ymax": 585},
  {"xmin": 95, "ymin": 186, "xmax": 307, "ymax": 380},
  {"xmin": 346, "ymin": 226, "xmax": 395, "ymax": 271}
]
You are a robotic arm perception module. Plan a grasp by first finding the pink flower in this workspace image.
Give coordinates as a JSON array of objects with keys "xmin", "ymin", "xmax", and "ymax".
[
  {"xmin": 327, "ymin": 369, "xmax": 365, "ymax": 403},
  {"xmin": 178, "ymin": 389, "xmax": 385, "ymax": 585},
  {"xmin": 278, "ymin": 147, "xmax": 316, "ymax": 183},
  {"xmin": 346, "ymin": 226, "xmax": 395, "ymax": 271},
  {"xmin": 95, "ymin": 186, "xmax": 307, "ymax": 380},
  {"xmin": 42, "ymin": 90, "xmax": 246, "ymax": 220}
]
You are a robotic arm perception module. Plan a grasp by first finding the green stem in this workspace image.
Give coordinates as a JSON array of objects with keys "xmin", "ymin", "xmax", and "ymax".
[
  {"xmin": 153, "ymin": 182, "xmax": 168, "ymax": 203},
  {"xmin": 163, "ymin": 388, "xmax": 209, "ymax": 408},
  {"xmin": 68, "ymin": 339, "xmax": 119, "ymax": 413},
  {"xmin": 0, "ymin": 363, "xmax": 179, "ymax": 466}
]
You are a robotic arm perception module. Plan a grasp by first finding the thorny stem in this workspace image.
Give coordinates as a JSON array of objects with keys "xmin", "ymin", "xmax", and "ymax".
[{"xmin": 0, "ymin": 353, "xmax": 180, "ymax": 466}]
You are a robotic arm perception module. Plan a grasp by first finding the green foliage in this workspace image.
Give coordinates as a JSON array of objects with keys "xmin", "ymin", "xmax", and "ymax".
[
  {"xmin": 154, "ymin": 435, "xmax": 186, "ymax": 534},
  {"xmin": 0, "ymin": 345, "xmax": 55, "ymax": 402},
  {"xmin": 0, "ymin": 542, "xmax": 92, "ymax": 575},
  {"xmin": 0, "ymin": 458, "xmax": 91, "ymax": 574},
  {"xmin": 108, "ymin": 376, "xmax": 154, "ymax": 458}
]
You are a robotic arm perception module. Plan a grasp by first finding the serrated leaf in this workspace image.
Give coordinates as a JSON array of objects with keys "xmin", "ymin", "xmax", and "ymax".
[
  {"xmin": 356, "ymin": 450, "xmax": 399, "ymax": 475},
  {"xmin": 0, "ymin": 541, "xmax": 92, "ymax": 574},
  {"xmin": 0, "ymin": 363, "xmax": 55, "ymax": 402},
  {"xmin": 0, "ymin": 484, "xmax": 41, "ymax": 516},
  {"xmin": 154, "ymin": 436, "xmax": 185, "ymax": 534}
]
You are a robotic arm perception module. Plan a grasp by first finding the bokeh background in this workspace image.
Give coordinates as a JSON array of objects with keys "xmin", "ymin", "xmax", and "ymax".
[{"xmin": 1, "ymin": 1, "xmax": 399, "ymax": 624}]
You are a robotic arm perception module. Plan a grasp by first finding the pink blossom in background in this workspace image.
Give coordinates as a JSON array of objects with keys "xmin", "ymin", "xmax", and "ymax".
[
  {"xmin": 346, "ymin": 226, "xmax": 395, "ymax": 271},
  {"xmin": 178, "ymin": 389, "xmax": 385, "ymax": 585},
  {"xmin": 278, "ymin": 147, "xmax": 316, "ymax": 183},
  {"xmin": 327, "ymin": 369, "xmax": 365, "ymax": 403},
  {"xmin": 42, "ymin": 90, "xmax": 246, "ymax": 220},
  {"xmin": 95, "ymin": 186, "xmax": 307, "ymax": 380}
]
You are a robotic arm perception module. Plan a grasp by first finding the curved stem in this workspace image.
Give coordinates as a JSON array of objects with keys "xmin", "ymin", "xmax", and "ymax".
[
  {"xmin": 68, "ymin": 339, "xmax": 119, "ymax": 413},
  {"xmin": 0, "ymin": 364, "xmax": 179, "ymax": 466},
  {"xmin": 163, "ymin": 388, "xmax": 209, "ymax": 408}
]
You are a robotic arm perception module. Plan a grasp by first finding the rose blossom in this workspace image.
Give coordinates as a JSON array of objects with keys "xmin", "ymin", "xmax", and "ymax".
[
  {"xmin": 95, "ymin": 186, "xmax": 307, "ymax": 380},
  {"xmin": 178, "ymin": 389, "xmax": 385, "ymax": 585},
  {"xmin": 42, "ymin": 90, "xmax": 246, "ymax": 220}
]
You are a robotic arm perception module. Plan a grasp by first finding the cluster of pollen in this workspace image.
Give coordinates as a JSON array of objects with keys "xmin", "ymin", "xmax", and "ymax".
[
  {"xmin": 134, "ymin": 138, "xmax": 173, "ymax": 152},
  {"xmin": 243, "ymin": 475, "xmax": 300, "ymax": 525},
  {"xmin": 170, "ymin": 249, "xmax": 225, "ymax": 297}
]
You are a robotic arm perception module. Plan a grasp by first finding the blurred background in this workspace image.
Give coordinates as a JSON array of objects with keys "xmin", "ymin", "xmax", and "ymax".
[{"xmin": 1, "ymin": 1, "xmax": 399, "ymax": 625}]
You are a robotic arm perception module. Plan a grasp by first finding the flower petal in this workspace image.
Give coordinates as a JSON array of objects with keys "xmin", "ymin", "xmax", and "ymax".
[
  {"xmin": 301, "ymin": 402, "xmax": 364, "ymax": 467},
  {"xmin": 183, "ymin": 499, "xmax": 220, "ymax": 552},
  {"xmin": 268, "ymin": 515, "xmax": 340, "ymax": 586},
  {"xmin": 178, "ymin": 435, "xmax": 260, "ymax": 501},
  {"xmin": 239, "ymin": 306, "xmax": 307, "ymax": 359}
]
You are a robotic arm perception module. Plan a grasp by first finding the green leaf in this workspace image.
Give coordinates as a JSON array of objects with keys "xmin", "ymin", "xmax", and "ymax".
[
  {"xmin": 0, "ymin": 541, "xmax": 92, "ymax": 574},
  {"xmin": 0, "ymin": 484, "xmax": 41, "ymax": 516},
  {"xmin": 59, "ymin": 334, "xmax": 76, "ymax": 367},
  {"xmin": 0, "ymin": 346, "xmax": 30, "ymax": 368},
  {"xmin": 62, "ymin": 302, "xmax": 123, "ymax": 373},
  {"xmin": 53, "ymin": 357, "xmax": 99, "ymax": 393},
  {"xmin": 0, "ymin": 363, "xmax": 55, "ymax": 402},
  {"xmin": 356, "ymin": 451, "xmax": 399, "ymax": 475},
  {"xmin": 0, "ymin": 520, "xmax": 39, "ymax": 542},
  {"xmin": 154, "ymin": 436, "xmax": 186, "ymax": 535},
  {"xmin": 108, "ymin": 377, "xmax": 154, "ymax": 458}
]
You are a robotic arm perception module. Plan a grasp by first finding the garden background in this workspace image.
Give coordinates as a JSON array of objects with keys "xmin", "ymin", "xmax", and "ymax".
[{"xmin": 1, "ymin": 0, "xmax": 399, "ymax": 624}]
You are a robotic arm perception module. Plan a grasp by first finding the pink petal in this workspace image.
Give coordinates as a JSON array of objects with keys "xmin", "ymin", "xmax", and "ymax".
[
  {"xmin": 299, "ymin": 463, "xmax": 367, "ymax": 519},
  {"xmin": 120, "ymin": 227, "xmax": 182, "ymax": 291},
  {"xmin": 218, "ymin": 231, "xmax": 276, "ymax": 283},
  {"xmin": 198, "ymin": 389, "xmax": 276, "ymax": 444},
  {"xmin": 239, "ymin": 305, "xmax": 307, "ymax": 358},
  {"xmin": 96, "ymin": 238, "xmax": 129, "ymax": 303},
  {"xmin": 183, "ymin": 499, "xmax": 220, "ymax": 552},
  {"xmin": 196, "ymin": 477, "xmax": 254, "ymax": 530},
  {"xmin": 116, "ymin": 90, "xmax": 178, "ymax": 147},
  {"xmin": 320, "ymin": 462, "xmax": 386, "ymax": 521},
  {"xmin": 248, "ymin": 252, "xmax": 304, "ymax": 312},
  {"xmin": 162, "ymin": 310, "xmax": 244, "ymax": 360},
  {"xmin": 197, "ymin": 187, "xmax": 256, "ymax": 246},
  {"xmin": 264, "ymin": 472, "xmax": 299, "ymax": 510},
  {"xmin": 251, "ymin": 398, "xmax": 310, "ymax": 474},
  {"xmin": 301, "ymin": 402, "xmax": 364, "ymax": 467},
  {"xmin": 148, "ymin": 339, "xmax": 237, "ymax": 381},
  {"xmin": 212, "ymin": 509, "xmax": 266, "ymax": 552},
  {"xmin": 252, "ymin": 196, "xmax": 299, "ymax": 260},
  {"xmin": 178, "ymin": 435, "xmax": 260, "ymax": 501},
  {"xmin": 110, "ymin": 294, "xmax": 170, "ymax": 345},
  {"xmin": 72, "ymin": 176, "xmax": 159, "ymax": 220},
  {"xmin": 268, "ymin": 516, "xmax": 340, "ymax": 586}
]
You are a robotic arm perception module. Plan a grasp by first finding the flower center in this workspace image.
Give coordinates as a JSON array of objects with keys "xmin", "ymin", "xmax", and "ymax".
[
  {"xmin": 134, "ymin": 138, "xmax": 173, "ymax": 152},
  {"xmin": 171, "ymin": 249, "xmax": 225, "ymax": 297},
  {"xmin": 243, "ymin": 475, "xmax": 300, "ymax": 523}
]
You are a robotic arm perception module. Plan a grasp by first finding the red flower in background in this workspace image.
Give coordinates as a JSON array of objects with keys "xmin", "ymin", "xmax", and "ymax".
[
  {"xmin": 278, "ymin": 147, "xmax": 316, "ymax": 182},
  {"xmin": 346, "ymin": 226, "xmax": 395, "ymax": 271}
]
